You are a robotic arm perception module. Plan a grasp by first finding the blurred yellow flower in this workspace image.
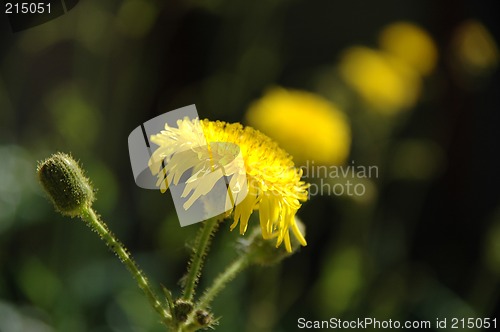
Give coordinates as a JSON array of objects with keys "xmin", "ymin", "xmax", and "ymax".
[
  {"xmin": 451, "ymin": 20, "xmax": 499, "ymax": 77},
  {"xmin": 149, "ymin": 118, "xmax": 309, "ymax": 252},
  {"xmin": 379, "ymin": 21, "xmax": 438, "ymax": 76},
  {"xmin": 245, "ymin": 87, "xmax": 351, "ymax": 165},
  {"xmin": 116, "ymin": 0, "xmax": 158, "ymax": 38},
  {"xmin": 339, "ymin": 46, "xmax": 421, "ymax": 114}
]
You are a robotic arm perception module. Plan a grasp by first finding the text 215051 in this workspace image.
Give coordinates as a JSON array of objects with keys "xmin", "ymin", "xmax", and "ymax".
[{"xmin": 5, "ymin": 2, "xmax": 51, "ymax": 14}]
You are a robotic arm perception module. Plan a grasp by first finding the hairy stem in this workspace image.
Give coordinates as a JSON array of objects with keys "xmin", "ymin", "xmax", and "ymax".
[
  {"xmin": 182, "ymin": 217, "xmax": 220, "ymax": 301},
  {"xmin": 195, "ymin": 251, "xmax": 251, "ymax": 311},
  {"xmin": 80, "ymin": 206, "xmax": 171, "ymax": 324}
]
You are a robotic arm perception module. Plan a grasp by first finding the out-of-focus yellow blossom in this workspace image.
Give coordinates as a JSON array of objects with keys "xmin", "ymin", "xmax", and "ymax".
[
  {"xmin": 452, "ymin": 20, "xmax": 499, "ymax": 77},
  {"xmin": 149, "ymin": 118, "xmax": 309, "ymax": 252},
  {"xmin": 379, "ymin": 21, "xmax": 438, "ymax": 76},
  {"xmin": 116, "ymin": 0, "xmax": 158, "ymax": 38},
  {"xmin": 339, "ymin": 46, "xmax": 421, "ymax": 114},
  {"xmin": 245, "ymin": 87, "xmax": 351, "ymax": 165}
]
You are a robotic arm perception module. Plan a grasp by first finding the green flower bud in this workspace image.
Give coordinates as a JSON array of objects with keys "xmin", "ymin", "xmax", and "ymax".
[
  {"xmin": 195, "ymin": 309, "xmax": 213, "ymax": 327},
  {"xmin": 246, "ymin": 217, "xmax": 306, "ymax": 266},
  {"xmin": 37, "ymin": 153, "xmax": 94, "ymax": 217},
  {"xmin": 173, "ymin": 299, "xmax": 193, "ymax": 323}
]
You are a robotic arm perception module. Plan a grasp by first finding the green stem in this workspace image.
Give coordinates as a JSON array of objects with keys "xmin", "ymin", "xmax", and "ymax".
[
  {"xmin": 80, "ymin": 206, "xmax": 171, "ymax": 324},
  {"xmin": 182, "ymin": 217, "xmax": 219, "ymax": 301},
  {"xmin": 195, "ymin": 251, "xmax": 251, "ymax": 311}
]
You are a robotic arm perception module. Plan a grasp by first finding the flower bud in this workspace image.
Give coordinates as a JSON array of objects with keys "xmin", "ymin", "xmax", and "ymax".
[
  {"xmin": 37, "ymin": 153, "xmax": 94, "ymax": 217},
  {"xmin": 195, "ymin": 309, "xmax": 213, "ymax": 327},
  {"xmin": 246, "ymin": 217, "xmax": 306, "ymax": 266},
  {"xmin": 172, "ymin": 299, "xmax": 193, "ymax": 323}
]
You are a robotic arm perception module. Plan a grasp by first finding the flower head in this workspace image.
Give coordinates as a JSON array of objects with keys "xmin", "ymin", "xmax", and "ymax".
[
  {"xmin": 149, "ymin": 118, "xmax": 309, "ymax": 252},
  {"xmin": 245, "ymin": 87, "xmax": 351, "ymax": 165},
  {"xmin": 339, "ymin": 46, "xmax": 421, "ymax": 114},
  {"xmin": 451, "ymin": 20, "xmax": 499, "ymax": 78},
  {"xmin": 379, "ymin": 21, "xmax": 438, "ymax": 76}
]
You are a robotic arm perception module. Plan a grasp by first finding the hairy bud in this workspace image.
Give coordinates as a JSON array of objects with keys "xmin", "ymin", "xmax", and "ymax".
[
  {"xmin": 195, "ymin": 309, "xmax": 213, "ymax": 327},
  {"xmin": 37, "ymin": 153, "xmax": 94, "ymax": 217},
  {"xmin": 246, "ymin": 217, "xmax": 306, "ymax": 266},
  {"xmin": 173, "ymin": 299, "xmax": 194, "ymax": 323}
]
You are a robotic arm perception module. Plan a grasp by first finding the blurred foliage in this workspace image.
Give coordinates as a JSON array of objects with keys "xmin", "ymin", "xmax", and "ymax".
[{"xmin": 1, "ymin": 0, "xmax": 500, "ymax": 331}]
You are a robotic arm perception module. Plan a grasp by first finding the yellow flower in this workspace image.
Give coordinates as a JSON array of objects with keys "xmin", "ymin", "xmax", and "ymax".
[
  {"xmin": 379, "ymin": 21, "xmax": 438, "ymax": 76},
  {"xmin": 245, "ymin": 87, "xmax": 351, "ymax": 165},
  {"xmin": 451, "ymin": 20, "xmax": 499, "ymax": 77},
  {"xmin": 339, "ymin": 46, "xmax": 421, "ymax": 114},
  {"xmin": 148, "ymin": 118, "xmax": 309, "ymax": 252}
]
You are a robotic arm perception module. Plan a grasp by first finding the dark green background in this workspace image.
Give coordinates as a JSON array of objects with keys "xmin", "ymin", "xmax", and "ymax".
[{"xmin": 1, "ymin": 0, "xmax": 499, "ymax": 331}]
